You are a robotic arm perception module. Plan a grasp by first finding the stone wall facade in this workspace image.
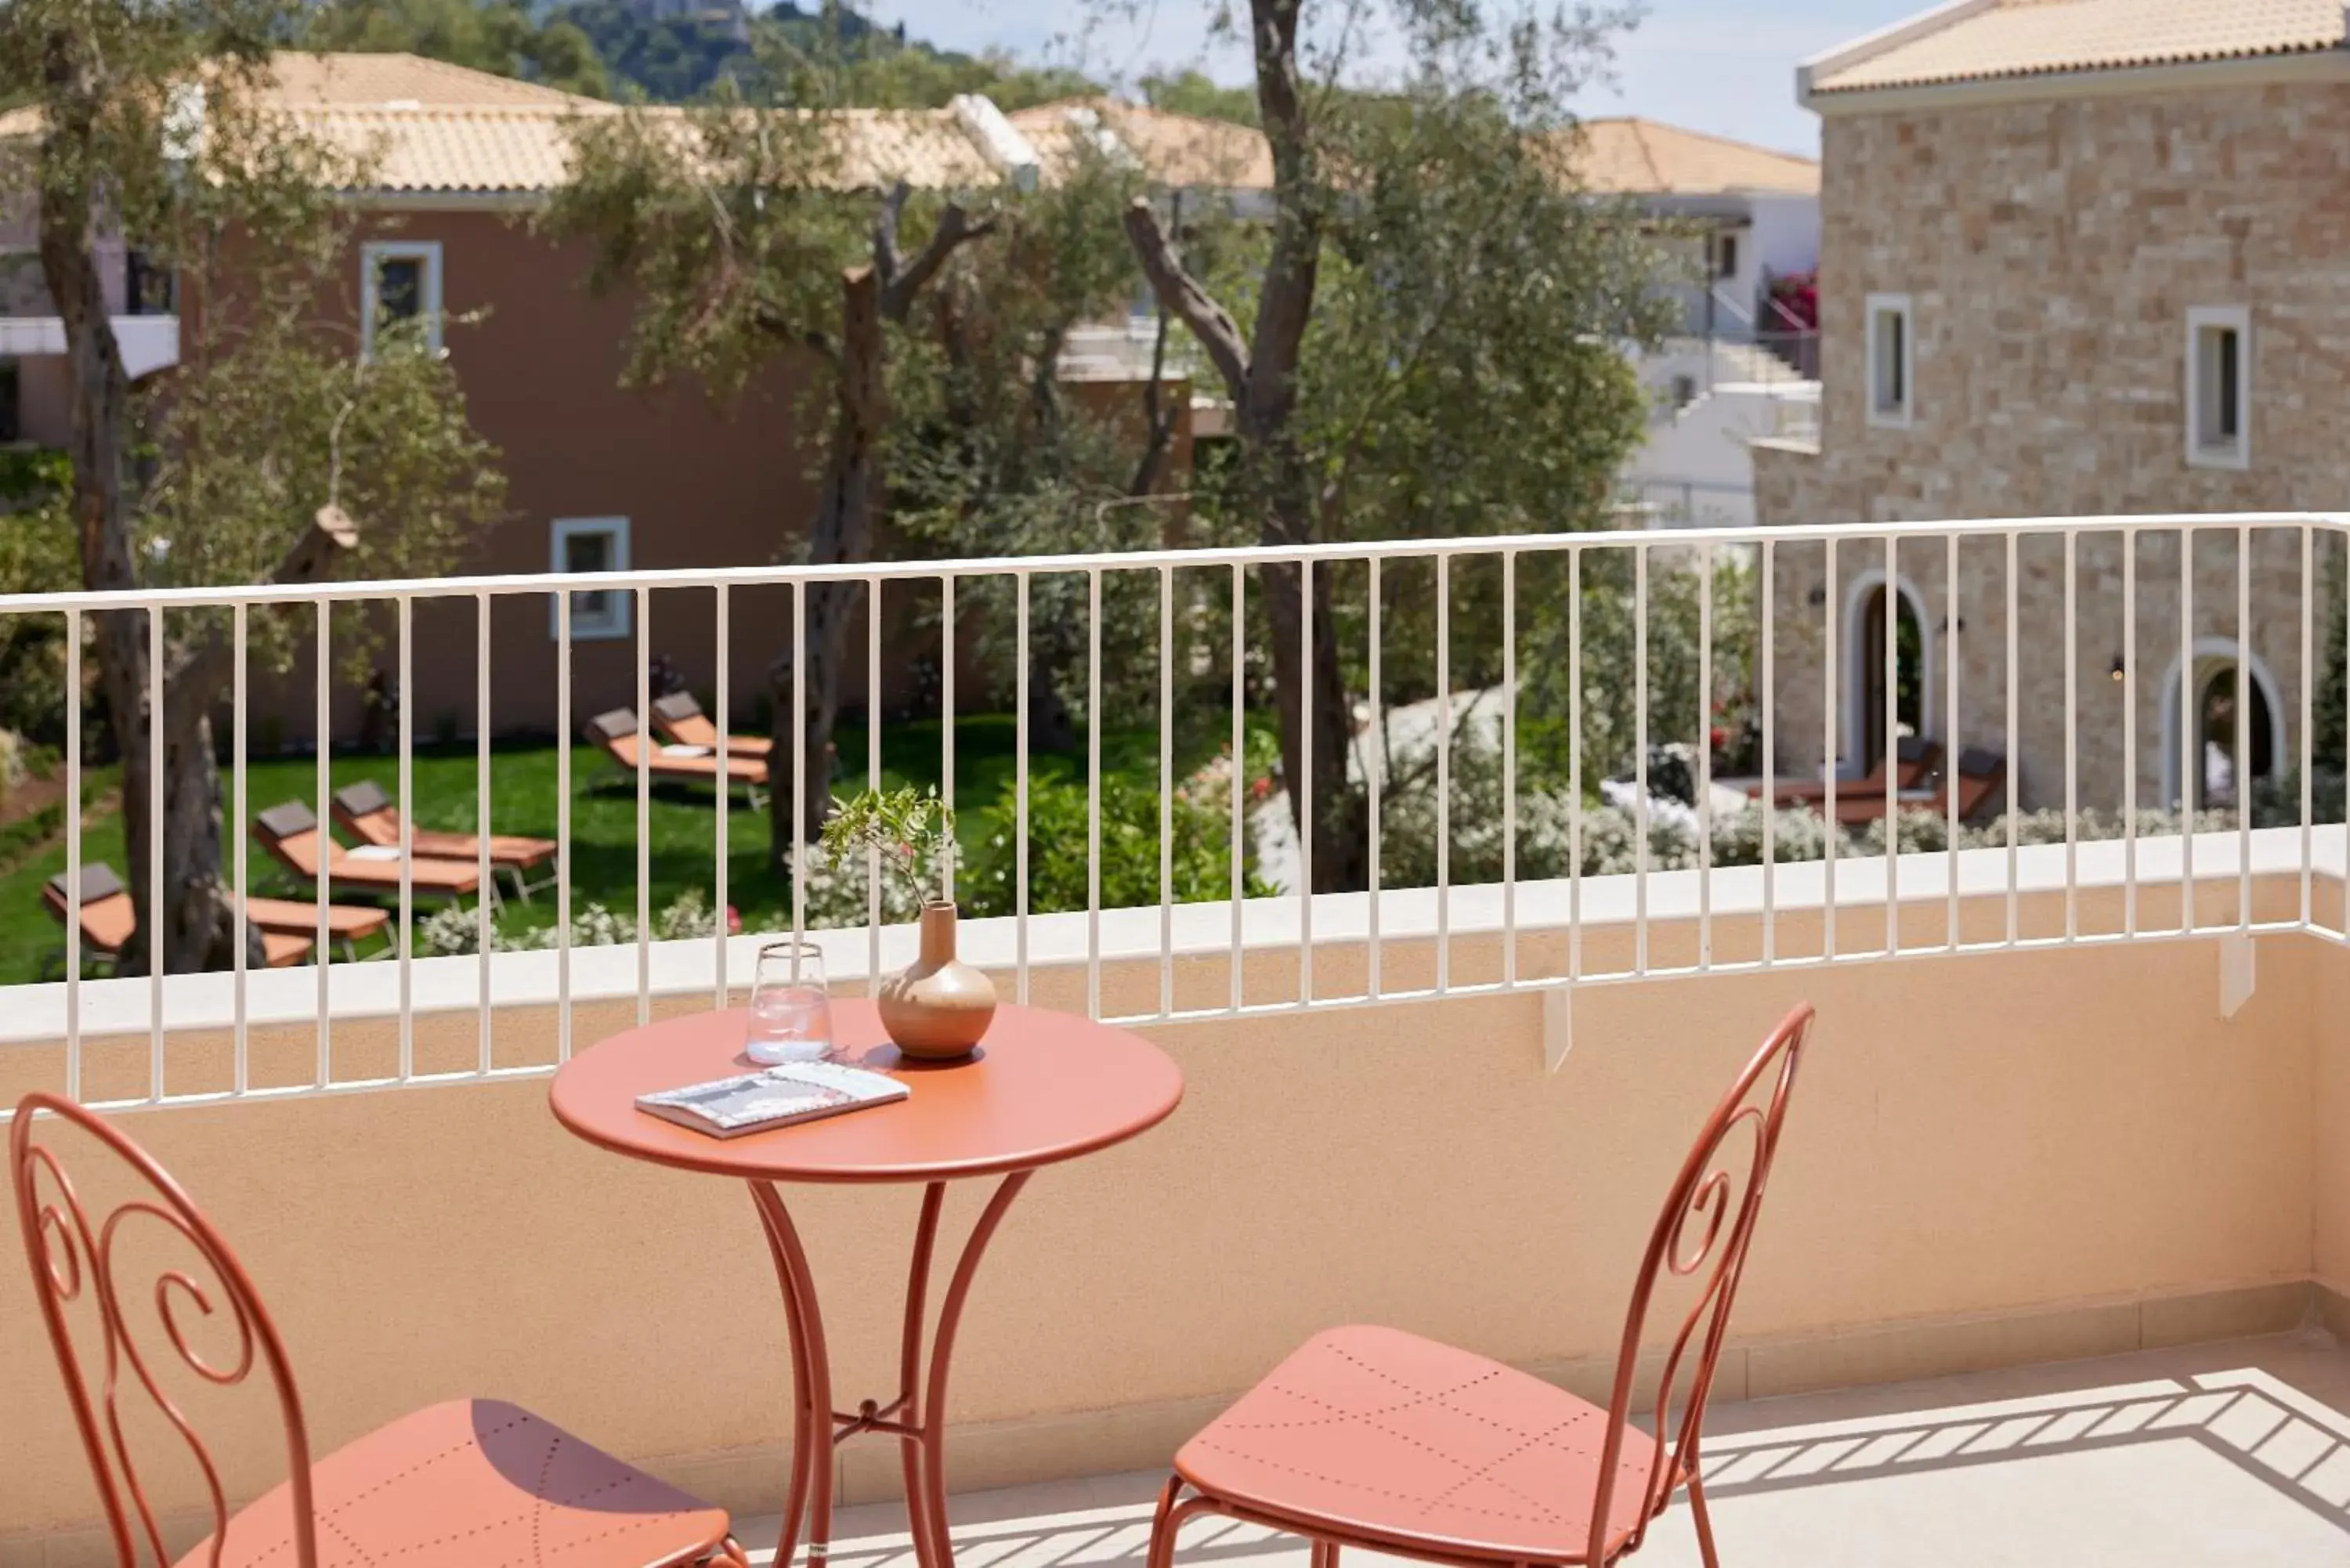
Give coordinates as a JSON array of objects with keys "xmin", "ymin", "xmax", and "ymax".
[{"xmin": 1755, "ymin": 82, "xmax": 2350, "ymax": 809}]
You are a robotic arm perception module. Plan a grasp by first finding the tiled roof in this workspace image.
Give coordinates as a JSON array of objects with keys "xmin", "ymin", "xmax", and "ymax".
[
  {"xmin": 1565, "ymin": 117, "xmax": 1818, "ymax": 195},
  {"xmin": 1809, "ymin": 0, "xmax": 2346, "ymax": 95},
  {"xmin": 1008, "ymin": 99, "xmax": 1274, "ymax": 190},
  {"xmin": 261, "ymin": 51, "xmax": 600, "ymax": 109},
  {"xmin": 1, "ymin": 54, "xmax": 1013, "ymax": 196},
  {"xmin": 296, "ymin": 103, "xmax": 1007, "ymax": 194}
]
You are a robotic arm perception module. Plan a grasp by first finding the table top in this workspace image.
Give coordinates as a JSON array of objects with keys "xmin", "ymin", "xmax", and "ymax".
[{"xmin": 548, "ymin": 1000, "xmax": 1184, "ymax": 1183}]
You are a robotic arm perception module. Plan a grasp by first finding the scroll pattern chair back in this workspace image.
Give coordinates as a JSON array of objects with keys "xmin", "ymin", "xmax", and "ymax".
[
  {"xmin": 1585, "ymin": 1003, "xmax": 1814, "ymax": 1563},
  {"xmin": 10, "ymin": 1093, "xmax": 317, "ymax": 1568}
]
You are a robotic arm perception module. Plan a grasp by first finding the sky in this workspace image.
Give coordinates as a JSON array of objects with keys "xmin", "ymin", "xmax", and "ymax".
[{"xmin": 860, "ymin": 0, "xmax": 1929, "ymax": 157}]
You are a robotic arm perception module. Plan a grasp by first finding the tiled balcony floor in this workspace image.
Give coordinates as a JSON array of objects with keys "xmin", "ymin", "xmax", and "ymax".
[{"xmin": 742, "ymin": 1331, "xmax": 2350, "ymax": 1568}]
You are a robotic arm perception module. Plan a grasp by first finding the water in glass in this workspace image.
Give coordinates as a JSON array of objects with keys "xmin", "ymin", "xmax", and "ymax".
[{"xmin": 747, "ymin": 941, "xmax": 831, "ymax": 1064}]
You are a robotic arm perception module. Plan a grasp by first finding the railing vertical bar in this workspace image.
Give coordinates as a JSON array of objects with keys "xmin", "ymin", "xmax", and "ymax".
[
  {"xmin": 941, "ymin": 574, "xmax": 955, "ymax": 901},
  {"xmin": 1944, "ymin": 530, "xmax": 1960, "ymax": 952},
  {"xmin": 635, "ymin": 586, "xmax": 650, "ymax": 1027},
  {"xmin": 2301, "ymin": 525, "xmax": 2314, "ymax": 927},
  {"xmin": 1088, "ymin": 567, "xmax": 1103, "ymax": 1021},
  {"xmin": 231, "ymin": 605, "xmax": 246, "ymax": 1094},
  {"xmin": 790, "ymin": 580, "xmax": 807, "ymax": 948},
  {"xmin": 1568, "ymin": 547, "xmax": 1584, "ymax": 984},
  {"xmin": 150, "ymin": 604, "xmax": 165, "ymax": 1098},
  {"xmin": 1159, "ymin": 564, "xmax": 1173, "ymax": 1018},
  {"xmin": 869, "ymin": 576, "xmax": 884, "ymax": 988},
  {"xmin": 1368, "ymin": 557, "xmax": 1383, "ymax": 999},
  {"xmin": 2005, "ymin": 531, "xmax": 2019, "ymax": 945},
  {"xmin": 397, "ymin": 595, "xmax": 414, "ymax": 1080},
  {"xmin": 2063, "ymin": 531, "xmax": 2078, "ymax": 941},
  {"xmin": 557, "ymin": 590, "xmax": 573, "ymax": 1062},
  {"xmin": 1229, "ymin": 563, "xmax": 1244, "ymax": 1012},
  {"xmin": 2182, "ymin": 527, "xmax": 2196, "ymax": 934},
  {"xmin": 1300, "ymin": 558, "xmax": 1314, "ymax": 1004},
  {"xmin": 1634, "ymin": 544, "xmax": 1649, "ymax": 977},
  {"xmin": 1883, "ymin": 533, "xmax": 1897, "ymax": 956},
  {"xmin": 1824, "ymin": 536, "xmax": 1838, "ymax": 961},
  {"xmin": 313, "ymin": 600, "xmax": 330, "ymax": 1088},
  {"xmin": 2238, "ymin": 523, "xmax": 2252, "ymax": 930},
  {"xmin": 1698, "ymin": 547, "xmax": 1714, "ymax": 970},
  {"xmin": 2124, "ymin": 534, "xmax": 2138, "ymax": 938},
  {"xmin": 1502, "ymin": 548, "xmax": 1517, "ymax": 988},
  {"xmin": 714, "ymin": 584, "xmax": 729, "ymax": 1008},
  {"xmin": 1761, "ymin": 539, "xmax": 1776, "ymax": 964},
  {"xmin": 1015, "ymin": 573, "xmax": 1030, "ymax": 1005},
  {"xmin": 1435, "ymin": 554, "xmax": 1451, "ymax": 993},
  {"xmin": 64, "ymin": 608, "xmax": 81, "ymax": 1099},
  {"xmin": 476, "ymin": 592, "xmax": 491, "ymax": 1071}
]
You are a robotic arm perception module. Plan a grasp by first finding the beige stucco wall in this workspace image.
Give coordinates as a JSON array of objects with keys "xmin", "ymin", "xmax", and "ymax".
[
  {"xmin": 1753, "ymin": 81, "xmax": 2350, "ymax": 804},
  {"xmin": 2, "ymin": 894, "xmax": 2334, "ymax": 1557}
]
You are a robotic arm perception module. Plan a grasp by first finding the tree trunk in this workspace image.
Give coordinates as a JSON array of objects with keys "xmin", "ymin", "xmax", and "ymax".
[
  {"xmin": 771, "ymin": 265, "xmax": 884, "ymax": 862},
  {"xmin": 36, "ymin": 78, "xmax": 250, "ymax": 973}
]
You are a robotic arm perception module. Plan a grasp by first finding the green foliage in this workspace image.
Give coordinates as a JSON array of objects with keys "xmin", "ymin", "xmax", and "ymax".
[
  {"xmin": 305, "ymin": 0, "xmax": 610, "ymax": 96},
  {"xmin": 0, "ymin": 453, "xmax": 78, "ymax": 742},
  {"xmin": 961, "ymin": 772, "xmax": 1271, "ymax": 918},
  {"xmin": 1137, "ymin": 69, "xmax": 1259, "ymax": 125},
  {"xmin": 819, "ymin": 785, "xmax": 958, "ymax": 907}
]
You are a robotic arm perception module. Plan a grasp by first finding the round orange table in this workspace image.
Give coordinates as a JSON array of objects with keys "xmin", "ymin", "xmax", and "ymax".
[{"xmin": 549, "ymin": 1000, "xmax": 1183, "ymax": 1568}]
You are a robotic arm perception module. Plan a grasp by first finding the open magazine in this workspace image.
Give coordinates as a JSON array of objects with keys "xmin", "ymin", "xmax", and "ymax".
[{"xmin": 635, "ymin": 1061, "xmax": 907, "ymax": 1140}]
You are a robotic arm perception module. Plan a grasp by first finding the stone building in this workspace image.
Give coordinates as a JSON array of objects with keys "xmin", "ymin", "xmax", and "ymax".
[{"xmin": 1752, "ymin": 0, "xmax": 2350, "ymax": 814}]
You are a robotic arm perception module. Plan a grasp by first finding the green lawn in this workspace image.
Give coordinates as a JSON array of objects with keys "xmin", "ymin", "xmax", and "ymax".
[{"xmin": 0, "ymin": 713, "xmax": 1248, "ymax": 985}]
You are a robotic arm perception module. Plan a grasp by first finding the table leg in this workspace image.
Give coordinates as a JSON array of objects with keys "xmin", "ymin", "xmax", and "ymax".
[
  {"xmin": 747, "ymin": 1172, "xmax": 1032, "ymax": 1568},
  {"xmin": 908, "ymin": 1172, "xmax": 1029, "ymax": 1568},
  {"xmin": 750, "ymin": 1180, "xmax": 833, "ymax": 1566}
]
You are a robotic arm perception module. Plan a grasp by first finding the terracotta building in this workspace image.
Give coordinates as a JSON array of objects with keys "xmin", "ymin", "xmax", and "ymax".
[
  {"xmin": 3, "ymin": 53, "xmax": 1186, "ymax": 739},
  {"xmin": 1752, "ymin": 0, "xmax": 2350, "ymax": 812}
]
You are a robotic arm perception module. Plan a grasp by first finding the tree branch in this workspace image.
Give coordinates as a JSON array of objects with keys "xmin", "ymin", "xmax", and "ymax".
[
  {"xmin": 879, "ymin": 199, "xmax": 998, "ymax": 323},
  {"xmin": 1123, "ymin": 197, "xmax": 1249, "ymax": 403},
  {"xmin": 873, "ymin": 180, "xmax": 909, "ymax": 293},
  {"xmin": 169, "ymin": 505, "xmax": 360, "ymax": 706}
]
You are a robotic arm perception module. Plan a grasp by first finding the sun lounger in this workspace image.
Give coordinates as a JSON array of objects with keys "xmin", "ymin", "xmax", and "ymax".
[
  {"xmin": 331, "ymin": 779, "xmax": 556, "ymax": 901},
  {"xmin": 649, "ymin": 692, "xmax": 771, "ymax": 758},
  {"xmin": 40, "ymin": 863, "xmax": 315, "ymax": 977},
  {"xmin": 585, "ymin": 709, "xmax": 768, "ymax": 807},
  {"xmin": 253, "ymin": 802, "xmax": 486, "ymax": 901}
]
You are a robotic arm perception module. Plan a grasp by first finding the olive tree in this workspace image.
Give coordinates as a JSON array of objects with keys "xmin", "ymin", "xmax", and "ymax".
[{"xmin": 2, "ymin": 10, "xmax": 504, "ymax": 972}]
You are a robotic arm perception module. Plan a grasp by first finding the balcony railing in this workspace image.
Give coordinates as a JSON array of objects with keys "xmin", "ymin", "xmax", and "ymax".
[{"xmin": 2, "ymin": 511, "xmax": 2345, "ymax": 1117}]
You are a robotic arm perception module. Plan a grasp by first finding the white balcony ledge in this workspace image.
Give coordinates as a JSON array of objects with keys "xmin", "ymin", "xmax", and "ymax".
[{"xmin": 0, "ymin": 313, "xmax": 179, "ymax": 378}]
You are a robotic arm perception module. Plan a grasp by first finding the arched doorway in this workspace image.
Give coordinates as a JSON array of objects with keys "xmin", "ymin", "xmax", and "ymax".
[
  {"xmin": 2192, "ymin": 659, "xmax": 2274, "ymax": 807},
  {"xmin": 1850, "ymin": 578, "xmax": 1929, "ymax": 768}
]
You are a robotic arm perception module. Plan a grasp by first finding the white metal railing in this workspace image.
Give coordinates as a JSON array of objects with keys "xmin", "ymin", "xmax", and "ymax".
[{"xmin": 2, "ymin": 511, "xmax": 2345, "ymax": 1116}]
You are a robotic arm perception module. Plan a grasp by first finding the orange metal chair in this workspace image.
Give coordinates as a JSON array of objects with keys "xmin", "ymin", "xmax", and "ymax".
[
  {"xmin": 1146, "ymin": 1004, "xmax": 1816, "ymax": 1568},
  {"xmin": 9, "ymin": 1093, "xmax": 752, "ymax": 1568}
]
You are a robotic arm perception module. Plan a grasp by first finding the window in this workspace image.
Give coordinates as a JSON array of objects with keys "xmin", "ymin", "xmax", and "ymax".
[
  {"xmin": 2186, "ymin": 305, "xmax": 2250, "ymax": 468},
  {"xmin": 1713, "ymin": 231, "xmax": 1740, "ymax": 280},
  {"xmin": 125, "ymin": 251, "xmax": 174, "ymax": 316},
  {"xmin": 550, "ymin": 518, "xmax": 630, "ymax": 641},
  {"xmin": 1864, "ymin": 292, "xmax": 1912, "ymax": 428},
  {"xmin": 360, "ymin": 240, "xmax": 443, "ymax": 357},
  {"xmin": 0, "ymin": 359, "xmax": 17, "ymax": 444}
]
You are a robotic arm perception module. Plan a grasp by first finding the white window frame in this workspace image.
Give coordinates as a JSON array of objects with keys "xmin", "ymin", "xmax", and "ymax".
[
  {"xmin": 2185, "ymin": 305, "xmax": 2251, "ymax": 471},
  {"xmin": 549, "ymin": 516, "xmax": 631, "ymax": 641},
  {"xmin": 360, "ymin": 239, "xmax": 443, "ymax": 359},
  {"xmin": 1713, "ymin": 229, "xmax": 1740, "ymax": 281},
  {"xmin": 1864, "ymin": 292, "xmax": 1913, "ymax": 429}
]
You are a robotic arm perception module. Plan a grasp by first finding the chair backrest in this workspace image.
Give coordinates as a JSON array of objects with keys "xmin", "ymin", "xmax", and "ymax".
[
  {"xmin": 1585, "ymin": 1004, "xmax": 1814, "ymax": 1563},
  {"xmin": 651, "ymin": 692, "xmax": 714, "ymax": 741},
  {"xmin": 331, "ymin": 780, "xmax": 399, "ymax": 844},
  {"xmin": 584, "ymin": 709, "xmax": 638, "ymax": 752},
  {"xmin": 254, "ymin": 803, "xmax": 334, "ymax": 875},
  {"xmin": 10, "ymin": 1093, "xmax": 317, "ymax": 1568}
]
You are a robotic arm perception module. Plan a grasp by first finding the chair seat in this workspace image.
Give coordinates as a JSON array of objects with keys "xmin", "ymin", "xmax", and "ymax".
[
  {"xmin": 1175, "ymin": 1326, "xmax": 1659, "ymax": 1566},
  {"xmin": 177, "ymin": 1398, "xmax": 730, "ymax": 1568}
]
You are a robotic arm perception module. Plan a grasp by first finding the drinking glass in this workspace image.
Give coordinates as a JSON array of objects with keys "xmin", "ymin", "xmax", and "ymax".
[{"xmin": 746, "ymin": 941, "xmax": 831, "ymax": 1065}]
